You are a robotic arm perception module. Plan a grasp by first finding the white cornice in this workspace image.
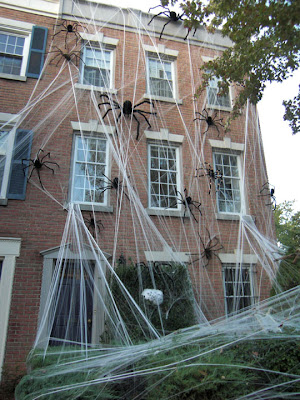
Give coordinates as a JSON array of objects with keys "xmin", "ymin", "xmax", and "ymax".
[{"xmin": 0, "ymin": 0, "xmax": 59, "ymax": 18}]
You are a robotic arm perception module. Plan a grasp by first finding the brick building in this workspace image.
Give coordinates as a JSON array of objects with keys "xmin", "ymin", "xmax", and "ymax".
[{"xmin": 0, "ymin": 0, "xmax": 276, "ymax": 378}]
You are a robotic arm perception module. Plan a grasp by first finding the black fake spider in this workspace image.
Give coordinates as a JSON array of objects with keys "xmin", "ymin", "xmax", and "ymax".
[
  {"xmin": 173, "ymin": 188, "xmax": 202, "ymax": 223},
  {"xmin": 83, "ymin": 213, "xmax": 104, "ymax": 238},
  {"xmin": 195, "ymin": 162, "xmax": 223, "ymax": 195},
  {"xmin": 22, "ymin": 148, "xmax": 59, "ymax": 190},
  {"xmin": 47, "ymin": 46, "xmax": 84, "ymax": 66},
  {"xmin": 98, "ymin": 95, "xmax": 157, "ymax": 140},
  {"xmin": 148, "ymin": 5, "xmax": 184, "ymax": 40},
  {"xmin": 52, "ymin": 20, "xmax": 86, "ymax": 48},
  {"xmin": 194, "ymin": 109, "xmax": 224, "ymax": 136},
  {"xmin": 259, "ymin": 182, "xmax": 276, "ymax": 210},
  {"xmin": 189, "ymin": 229, "xmax": 223, "ymax": 267},
  {"xmin": 100, "ymin": 173, "xmax": 130, "ymax": 201}
]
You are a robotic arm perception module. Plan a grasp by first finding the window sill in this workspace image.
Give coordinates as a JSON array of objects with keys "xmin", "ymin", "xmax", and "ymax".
[
  {"xmin": 64, "ymin": 202, "xmax": 113, "ymax": 213},
  {"xmin": 146, "ymin": 208, "xmax": 185, "ymax": 218},
  {"xmin": 0, "ymin": 73, "xmax": 27, "ymax": 82},
  {"xmin": 216, "ymin": 212, "xmax": 255, "ymax": 222},
  {"xmin": 144, "ymin": 93, "xmax": 183, "ymax": 105},
  {"xmin": 75, "ymin": 83, "xmax": 117, "ymax": 94},
  {"xmin": 206, "ymin": 104, "xmax": 232, "ymax": 112}
]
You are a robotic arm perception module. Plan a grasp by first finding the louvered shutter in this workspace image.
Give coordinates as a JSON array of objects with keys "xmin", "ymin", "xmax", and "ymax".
[
  {"xmin": 7, "ymin": 130, "xmax": 33, "ymax": 200},
  {"xmin": 26, "ymin": 26, "xmax": 48, "ymax": 78}
]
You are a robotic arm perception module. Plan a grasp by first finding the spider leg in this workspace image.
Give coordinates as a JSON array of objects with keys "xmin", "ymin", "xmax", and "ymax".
[
  {"xmin": 36, "ymin": 168, "xmax": 45, "ymax": 190},
  {"xmin": 40, "ymin": 152, "xmax": 50, "ymax": 162},
  {"xmin": 188, "ymin": 206, "xmax": 198, "ymax": 223},
  {"xmin": 132, "ymin": 113, "xmax": 140, "ymax": 140},
  {"xmin": 134, "ymin": 100, "xmax": 155, "ymax": 108},
  {"xmin": 148, "ymin": 10, "xmax": 167, "ymax": 25},
  {"xmin": 160, "ymin": 19, "xmax": 172, "ymax": 40},
  {"xmin": 42, "ymin": 164, "xmax": 55, "ymax": 174},
  {"xmin": 44, "ymin": 160, "xmax": 59, "ymax": 168},
  {"xmin": 101, "ymin": 108, "xmax": 113, "ymax": 120},
  {"xmin": 27, "ymin": 165, "xmax": 36, "ymax": 180}
]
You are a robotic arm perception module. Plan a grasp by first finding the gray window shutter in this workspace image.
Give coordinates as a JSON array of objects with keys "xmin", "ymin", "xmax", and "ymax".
[
  {"xmin": 26, "ymin": 26, "xmax": 48, "ymax": 78},
  {"xmin": 7, "ymin": 130, "xmax": 33, "ymax": 200}
]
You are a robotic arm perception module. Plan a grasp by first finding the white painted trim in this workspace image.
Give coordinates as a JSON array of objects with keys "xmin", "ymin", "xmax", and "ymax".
[
  {"xmin": 218, "ymin": 250, "xmax": 257, "ymax": 265},
  {"xmin": 0, "ymin": 17, "xmax": 33, "ymax": 33},
  {"xmin": 144, "ymin": 128, "xmax": 184, "ymax": 143},
  {"xmin": 144, "ymin": 245, "xmax": 189, "ymax": 263},
  {"xmin": 0, "ymin": 238, "xmax": 21, "ymax": 380},
  {"xmin": 71, "ymin": 120, "xmax": 114, "ymax": 135},
  {"xmin": 143, "ymin": 44, "xmax": 178, "ymax": 58},
  {"xmin": 209, "ymin": 137, "xmax": 245, "ymax": 152},
  {"xmin": 79, "ymin": 32, "xmax": 119, "ymax": 46}
]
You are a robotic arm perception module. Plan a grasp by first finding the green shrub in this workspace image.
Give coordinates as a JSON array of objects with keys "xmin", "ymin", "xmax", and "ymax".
[{"xmin": 107, "ymin": 261, "xmax": 197, "ymax": 341}]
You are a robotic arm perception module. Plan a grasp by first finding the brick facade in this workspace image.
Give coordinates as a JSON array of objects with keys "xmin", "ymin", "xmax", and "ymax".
[{"xmin": 0, "ymin": 0, "xmax": 276, "ymax": 378}]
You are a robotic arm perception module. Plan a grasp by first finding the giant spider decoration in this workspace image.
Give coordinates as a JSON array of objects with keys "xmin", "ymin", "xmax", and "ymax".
[
  {"xmin": 47, "ymin": 46, "xmax": 84, "ymax": 67},
  {"xmin": 148, "ymin": 5, "xmax": 184, "ymax": 40},
  {"xmin": 83, "ymin": 213, "xmax": 104, "ymax": 238},
  {"xmin": 98, "ymin": 94, "xmax": 157, "ymax": 140},
  {"xmin": 173, "ymin": 188, "xmax": 202, "ymax": 223},
  {"xmin": 22, "ymin": 148, "xmax": 59, "ymax": 190},
  {"xmin": 52, "ymin": 20, "xmax": 86, "ymax": 48},
  {"xmin": 194, "ymin": 109, "xmax": 224, "ymax": 136},
  {"xmin": 195, "ymin": 162, "xmax": 223, "ymax": 195},
  {"xmin": 259, "ymin": 182, "xmax": 276, "ymax": 210},
  {"xmin": 100, "ymin": 173, "xmax": 130, "ymax": 201},
  {"xmin": 189, "ymin": 229, "xmax": 223, "ymax": 267}
]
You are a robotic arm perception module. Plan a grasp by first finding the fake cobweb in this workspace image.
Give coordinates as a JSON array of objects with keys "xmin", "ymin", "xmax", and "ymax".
[{"xmin": 1, "ymin": 2, "xmax": 298, "ymax": 399}]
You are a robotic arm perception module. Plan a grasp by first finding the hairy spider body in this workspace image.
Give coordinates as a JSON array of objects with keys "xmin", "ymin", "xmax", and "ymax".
[
  {"xmin": 194, "ymin": 109, "xmax": 224, "ymax": 136},
  {"xmin": 148, "ymin": 5, "xmax": 185, "ymax": 40},
  {"xmin": 98, "ymin": 94, "xmax": 157, "ymax": 140},
  {"xmin": 22, "ymin": 149, "xmax": 59, "ymax": 189},
  {"xmin": 83, "ymin": 213, "xmax": 104, "ymax": 238},
  {"xmin": 195, "ymin": 162, "xmax": 223, "ymax": 195},
  {"xmin": 259, "ymin": 182, "xmax": 276, "ymax": 210},
  {"xmin": 189, "ymin": 229, "xmax": 223, "ymax": 267},
  {"xmin": 47, "ymin": 46, "xmax": 84, "ymax": 67},
  {"xmin": 100, "ymin": 173, "xmax": 130, "ymax": 201},
  {"xmin": 52, "ymin": 20, "xmax": 86, "ymax": 48},
  {"xmin": 174, "ymin": 189, "xmax": 202, "ymax": 223}
]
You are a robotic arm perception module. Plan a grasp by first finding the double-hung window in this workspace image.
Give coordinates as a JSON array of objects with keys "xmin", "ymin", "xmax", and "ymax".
[
  {"xmin": 0, "ymin": 18, "xmax": 48, "ymax": 80},
  {"xmin": 148, "ymin": 143, "xmax": 179, "ymax": 209},
  {"xmin": 207, "ymin": 75, "xmax": 231, "ymax": 109},
  {"xmin": 0, "ymin": 32, "xmax": 26, "ymax": 75},
  {"xmin": 214, "ymin": 152, "xmax": 242, "ymax": 214},
  {"xmin": 71, "ymin": 135, "xmax": 108, "ymax": 205},
  {"xmin": 147, "ymin": 56, "xmax": 174, "ymax": 99},
  {"xmin": 81, "ymin": 45, "xmax": 112, "ymax": 88},
  {"xmin": 223, "ymin": 263, "xmax": 256, "ymax": 315}
]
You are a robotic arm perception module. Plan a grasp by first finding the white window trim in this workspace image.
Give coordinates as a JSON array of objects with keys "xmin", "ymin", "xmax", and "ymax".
[
  {"xmin": 143, "ymin": 44, "xmax": 182, "ymax": 104},
  {"xmin": 144, "ymin": 245, "xmax": 190, "ymax": 263},
  {"xmin": 0, "ymin": 17, "xmax": 34, "ymax": 81},
  {"xmin": 0, "ymin": 113, "xmax": 19, "ymax": 204},
  {"xmin": 75, "ymin": 32, "xmax": 118, "ymax": 94},
  {"xmin": 37, "ymin": 244, "xmax": 111, "ymax": 349},
  {"xmin": 146, "ymin": 131, "xmax": 184, "ymax": 217},
  {"xmin": 209, "ymin": 137, "xmax": 249, "ymax": 219},
  {"xmin": 220, "ymin": 252, "xmax": 258, "ymax": 316},
  {"xmin": 69, "ymin": 120, "xmax": 113, "ymax": 212},
  {"xmin": 201, "ymin": 55, "xmax": 233, "ymax": 111},
  {"xmin": 0, "ymin": 237, "xmax": 21, "ymax": 380}
]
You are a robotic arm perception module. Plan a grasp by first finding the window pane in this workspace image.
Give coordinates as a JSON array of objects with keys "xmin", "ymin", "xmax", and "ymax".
[
  {"xmin": 72, "ymin": 136, "xmax": 107, "ymax": 204},
  {"xmin": 224, "ymin": 265, "xmax": 254, "ymax": 314},
  {"xmin": 149, "ymin": 144, "xmax": 179, "ymax": 209},
  {"xmin": 148, "ymin": 58, "xmax": 173, "ymax": 98},
  {"xmin": 214, "ymin": 153, "xmax": 241, "ymax": 214},
  {"xmin": 207, "ymin": 76, "xmax": 231, "ymax": 108},
  {"xmin": 82, "ymin": 47, "xmax": 111, "ymax": 87}
]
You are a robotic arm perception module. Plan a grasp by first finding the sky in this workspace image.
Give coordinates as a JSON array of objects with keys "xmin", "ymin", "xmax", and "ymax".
[{"xmin": 99, "ymin": 0, "xmax": 300, "ymax": 211}]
